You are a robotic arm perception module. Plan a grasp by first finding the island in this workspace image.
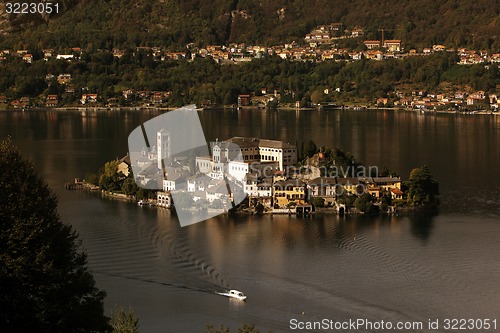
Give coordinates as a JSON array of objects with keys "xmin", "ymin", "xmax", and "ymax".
[{"xmin": 80, "ymin": 135, "xmax": 439, "ymax": 217}]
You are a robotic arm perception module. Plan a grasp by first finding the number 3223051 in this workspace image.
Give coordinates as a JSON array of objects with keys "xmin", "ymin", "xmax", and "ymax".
[{"xmin": 5, "ymin": 2, "xmax": 60, "ymax": 14}]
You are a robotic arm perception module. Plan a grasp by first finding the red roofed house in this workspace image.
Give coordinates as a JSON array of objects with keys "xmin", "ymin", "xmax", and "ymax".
[
  {"xmin": 238, "ymin": 94, "xmax": 251, "ymax": 107},
  {"xmin": 364, "ymin": 40, "xmax": 381, "ymax": 50},
  {"xmin": 45, "ymin": 95, "xmax": 58, "ymax": 107},
  {"xmin": 22, "ymin": 54, "xmax": 33, "ymax": 63},
  {"xmin": 383, "ymin": 40, "xmax": 401, "ymax": 52},
  {"xmin": 81, "ymin": 94, "xmax": 98, "ymax": 104}
]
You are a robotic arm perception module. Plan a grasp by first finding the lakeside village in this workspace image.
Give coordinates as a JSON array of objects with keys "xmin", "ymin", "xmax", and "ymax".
[
  {"xmin": 1, "ymin": 22, "xmax": 499, "ymax": 112},
  {"xmin": 79, "ymin": 133, "xmax": 439, "ymax": 216}
]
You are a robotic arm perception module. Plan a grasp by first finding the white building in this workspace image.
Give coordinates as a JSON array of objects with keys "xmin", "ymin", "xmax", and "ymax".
[
  {"xmin": 157, "ymin": 192, "xmax": 172, "ymax": 208},
  {"xmin": 157, "ymin": 129, "xmax": 170, "ymax": 170},
  {"xmin": 223, "ymin": 137, "xmax": 297, "ymax": 171},
  {"xmin": 227, "ymin": 160, "xmax": 249, "ymax": 183},
  {"xmin": 187, "ymin": 174, "xmax": 212, "ymax": 192}
]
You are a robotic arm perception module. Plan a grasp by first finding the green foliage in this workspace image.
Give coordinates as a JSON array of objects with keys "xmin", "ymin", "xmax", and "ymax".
[
  {"xmin": 0, "ymin": 138, "xmax": 110, "ymax": 333},
  {"xmin": 84, "ymin": 171, "xmax": 99, "ymax": 185},
  {"xmin": 310, "ymin": 196, "xmax": 325, "ymax": 208},
  {"xmin": 111, "ymin": 307, "xmax": 140, "ymax": 333},
  {"xmin": 0, "ymin": 52, "xmax": 498, "ymax": 106},
  {"xmin": 304, "ymin": 140, "xmax": 318, "ymax": 158},
  {"xmin": 99, "ymin": 160, "xmax": 123, "ymax": 191},
  {"xmin": 354, "ymin": 193, "xmax": 371, "ymax": 212},
  {"xmin": 121, "ymin": 177, "xmax": 140, "ymax": 196},
  {"xmin": 407, "ymin": 166, "xmax": 439, "ymax": 206},
  {"xmin": 380, "ymin": 192, "xmax": 392, "ymax": 212},
  {"xmin": 0, "ymin": 0, "xmax": 498, "ymax": 51}
]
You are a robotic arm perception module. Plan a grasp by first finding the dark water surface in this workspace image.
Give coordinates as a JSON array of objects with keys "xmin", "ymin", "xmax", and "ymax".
[{"xmin": 1, "ymin": 109, "xmax": 499, "ymax": 332}]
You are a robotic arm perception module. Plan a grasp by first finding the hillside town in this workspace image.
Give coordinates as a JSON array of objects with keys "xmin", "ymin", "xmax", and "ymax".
[
  {"xmin": 116, "ymin": 133, "xmax": 408, "ymax": 215},
  {"xmin": 0, "ymin": 22, "xmax": 498, "ymax": 111}
]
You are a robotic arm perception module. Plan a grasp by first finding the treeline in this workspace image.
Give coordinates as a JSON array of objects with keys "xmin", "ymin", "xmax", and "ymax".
[
  {"xmin": 1, "ymin": 51, "xmax": 498, "ymax": 106},
  {"xmin": 85, "ymin": 160, "xmax": 156, "ymax": 200},
  {"xmin": 302, "ymin": 141, "xmax": 439, "ymax": 214},
  {"xmin": 0, "ymin": 0, "xmax": 498, "ymax": 51}
]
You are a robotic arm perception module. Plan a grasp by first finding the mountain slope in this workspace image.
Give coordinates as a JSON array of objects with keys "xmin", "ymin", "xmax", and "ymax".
[{"xmin": 0, "ymin": 0, "xmax": 498, "ymax": 50}]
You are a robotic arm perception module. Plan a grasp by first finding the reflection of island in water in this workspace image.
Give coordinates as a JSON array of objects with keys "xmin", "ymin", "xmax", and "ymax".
[{"xmin": 196, "ymin": 213, "xmax": 437, "ymax": 256}]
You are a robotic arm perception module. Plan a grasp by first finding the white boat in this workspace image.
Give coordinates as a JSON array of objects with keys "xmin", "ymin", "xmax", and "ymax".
[{"xmin": 216, "ymin": 289, "xmax": 247, "ymax": 301}]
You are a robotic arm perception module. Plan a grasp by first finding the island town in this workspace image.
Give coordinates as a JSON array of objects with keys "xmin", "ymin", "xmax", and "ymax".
[{"xmin": 78, "ymin": 132, "xmax": 438, "ymax": 216}]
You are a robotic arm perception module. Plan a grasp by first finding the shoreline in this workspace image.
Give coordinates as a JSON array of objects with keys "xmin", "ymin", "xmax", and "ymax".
[
  {"xmin": 2, "ymin": 105, "xmax": 497, "ymax": 115},
  {"xmin": 70, "ymin": 182, "xmax": 436, "ymax": 218}
]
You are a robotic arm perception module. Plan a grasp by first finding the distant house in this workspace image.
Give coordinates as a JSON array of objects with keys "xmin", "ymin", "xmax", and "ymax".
[
  {"xmin": 107, "ymin": 98, "xmax": 119, "ymax": 107},
  {"xmin": 113, "ymin": 49, "xmax": 125, "ymax": 58},
  {"xmin": 466, "ymin": 96, "xmax": 486, "ymax": 106},
  {"xmin": 377, "ymin": 97, "xmax": 389, "ymax": 105},
  {"xmin": 81, "ymin": 94, "xmax": 98, "ymax": 104},
  {"xmin": 56, "ymin": 54, "xmax": 74, "ymax": 61},
  {"xmin": 45, "ymin": 95, "xmax": 58, "ymax": 107},
  {"xmin": 57, "ymin": 74, "xmax": 72, "ymax": 85},
  {"xmin": 163, "ymin": 169, "xmax": 189, "ymax": 192},
  {"xmin": 391, "ymin": 188, "xmax": 404, "ymax": 200},
  {"xmin": 22, "ymin": 54, "xmax": 33, "ymax": 63},
  {"xmin": 364, "ymin": 40, "xmax": 381, "ymax": 50},
  {"xmin": 187, "ymin": 174, "xmax": 212, "ymax": 192},
  {"xmin": 117, "ymin": 154, "xmax": 131, "ymax": 177},
  {"xmin": 43, "ymin": 49, "xmax": 54, "ymax": 60},
  {"xmin": 489, "ymin": 94, "xmax": 498, "ymax": 105},
  {"xmin": 65, "ymin": 85, "xmax": 76, "ymax": 94},
  {"xmin": 151, "ymin": 92, "xmax": 164, "ymax": 104},
  {"xmin": 432, "ymin": 44, "xmax": 446, "ymax": 52},
  {"xmin": 273, "ymin": 179, "xmax": 306, "ymax": 208},
  {"xmin": 11, "ymin": 97, "xmax": 29, "ymax": 108},
  {"xmin": 383, "ymin": 40, "xmax": 401, "ymax": 52},
  {"xmin": 238, "ymin": 94, "xmax": 251, "ymax": 107},
  {"xmin": 157, "ymin": 191, "xmax": 173, "ymax": 208},
  {"xmin": 351, "ymin": 28, "xmax": 364, "ymax": 37}
]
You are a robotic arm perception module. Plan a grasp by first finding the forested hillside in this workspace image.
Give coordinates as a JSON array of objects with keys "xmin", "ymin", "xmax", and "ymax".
[{"xmin": 0, "ymin": 0, "xmax": 498, "ymax": 50}]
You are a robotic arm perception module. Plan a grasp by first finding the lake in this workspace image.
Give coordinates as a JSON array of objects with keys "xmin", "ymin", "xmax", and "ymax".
[{"xmin": 1, "ymin": 108, "xmax": 499, "ymax": 332}]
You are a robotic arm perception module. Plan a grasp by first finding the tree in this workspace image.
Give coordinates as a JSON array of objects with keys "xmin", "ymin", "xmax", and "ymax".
[
  {"xmin": 111, "ymin": 307, "xmax": 140, "ymax": 333},
  {"xmin": 354, "ymin": 192, "xmax": 374, "ymax": 213},
  {"xmin": 310, "ymin": 197, "xmax": 325, "ymax": 208},
  {"xmin": 99, "ymin": 160, "xmax": 123, "ymax": 191},
  {"xmin": 121, "ymin": 177, "xmax": 139, "ymax": 196},
  {"xmin": 304, "ymin": 140, "xmax": 318, "ymax": 158},
  {"xmin": 0, "ymin": 138, "xmax": 110, "ymax": 333},
  {"xmin": 407, "ymin": 166, "xmax": 439, "ymax": 206}
]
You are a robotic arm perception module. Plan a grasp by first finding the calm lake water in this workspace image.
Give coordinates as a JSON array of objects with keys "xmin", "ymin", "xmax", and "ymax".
[{"xmin": 1, "ymin": 108, "xmax": 499, "ymax": 332}]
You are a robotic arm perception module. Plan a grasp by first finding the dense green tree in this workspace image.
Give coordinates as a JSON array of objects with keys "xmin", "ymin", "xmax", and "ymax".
[
  {"xmin": 310, "ymin": 196, "xmax": 325, "ymax": 208},
  {"xmin": 304, "ymin": 140, "xmax": 318, "ymax": 158},
  {"xmin": 121, "ymin": 177, "xmax": 140, "ymax": 196},
  {"xmin": 407, "ymin": 166, "xmax": 439, "ymax": 206},
  {"xmin": 354, "ymin": 192, "xmax": 374, "ymax": 213},
  {"xmin": 0, "ymin": 138, "xmax": 110, "ymax": 333},
  {"xmin": 99, "ymin": 160, "xmax": 124, "ymax": 191}
]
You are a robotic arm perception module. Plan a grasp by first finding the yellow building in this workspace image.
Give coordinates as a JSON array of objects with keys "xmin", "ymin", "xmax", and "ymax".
[{"xmin": 273, "ymin": 179, "xmax": 306, "ymax": 208}]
